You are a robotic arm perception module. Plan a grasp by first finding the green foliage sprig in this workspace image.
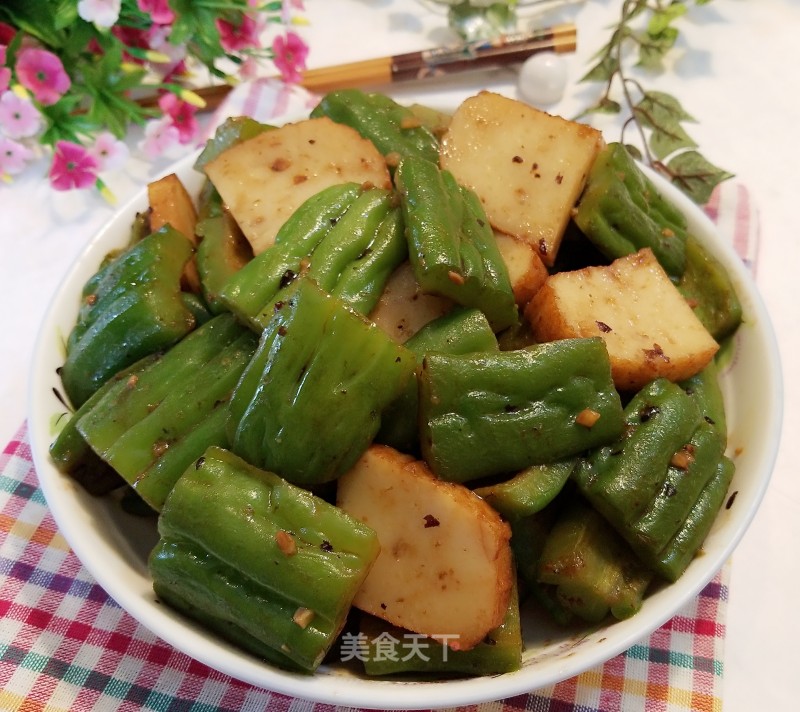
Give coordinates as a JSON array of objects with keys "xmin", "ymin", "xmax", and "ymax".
[{"xmin": 578, "ymin": 0, "xmax": 732, "ymax": 204}]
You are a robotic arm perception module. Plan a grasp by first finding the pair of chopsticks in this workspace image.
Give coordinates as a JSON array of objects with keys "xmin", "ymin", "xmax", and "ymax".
[
  {"xmin": 301, "ymin": 21, "xmax": 576, "ymax": 91},
  {"xmin": 140, "ymin": 22, "xmax": 576, "ymax": 113}
]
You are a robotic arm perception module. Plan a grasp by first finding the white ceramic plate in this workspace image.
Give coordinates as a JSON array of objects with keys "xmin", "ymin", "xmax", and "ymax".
[{"xmin": 28, "ymin": 121, "xmax": 782, "ymax": 709}]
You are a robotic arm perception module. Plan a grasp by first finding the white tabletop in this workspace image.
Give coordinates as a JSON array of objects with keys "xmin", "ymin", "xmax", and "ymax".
[{"xmin": 1, "ymin": 1, "xmax": 797, "ymax": 709}]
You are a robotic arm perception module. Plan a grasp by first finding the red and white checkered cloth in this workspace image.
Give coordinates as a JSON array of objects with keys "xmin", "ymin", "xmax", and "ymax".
[{"xmin": 0, "ymin": 80, "xmax": 760, "ymax": 711}]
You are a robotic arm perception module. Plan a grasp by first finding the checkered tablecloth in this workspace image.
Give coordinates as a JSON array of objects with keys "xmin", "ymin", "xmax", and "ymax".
[
  {"xmin": 0, "ymin": 80, "xmax": 760, "ymax": 711},
  {"xmin": 0, "ymin": 426, "xmax": 730, "ymax": 711}
]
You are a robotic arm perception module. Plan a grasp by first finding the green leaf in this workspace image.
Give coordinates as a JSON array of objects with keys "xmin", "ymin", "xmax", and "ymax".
[
  {"xmin": 61, "ymin": 20, "xmax": 98, "ymax": 60},
  {"xmin": 446, "ymin": 1, "xmax": 518, "ymax": 40},
  {"xmin": 637, "ymin": 91, "xmax": 696, "ymax": 125},
  {"xmin": 585, "ymin": 97, "xmax": 623, "ymax": 116},
  {"xmin": 38, "ymin": 98, "xmax": 95, "ymax": 146},
  {"xmin": 636, "ymin": 26, "xmax": 679, "ymax": 70},
  {"xmin": 74, "ymin": 42, "xmax": 152, "ymax": 137},
  {"xmin": 168, "ymin": 16, "xmax": 192, "ymax": 47},
  {"xmin": 574, "ymin": 0, "xmax": 730, "ymax": 204},
  {"xmin": 168, "ymin": 0, "xmax": 226, "ymax": 72},
  {"xmin": 647, "ymin": 4, "xmax": 687, "ymax": 35},
  {"xmin": 581, "ymin": 54, "xmax": 620, "ymax": 83},
  {"xmin": 648, "ymin": 121, "xmax": 697, "ymax": 160},
  {"xmin": 621, "ymin": 0, "xmax": 648, "ymax": 23},
  {"xmin": 634, "ymin": 92, "xmax": 697, "ymax": 160},
  {"xmin": 623, "ymin": 143, "xmax": 644, "ymax": 162},
  {"xmin": 52, "ymin": 0, "xmax": 79, "ymax": 31},
  {"xmin": 485, "ymin": 4, "xmax": 517, "ymax": 31},
  {"xmin": 0, "ymin": 0, "xmax": 66, "ymax": 48},
  {"xmin": 665, "ymin": 151, "xmax": 734, "ymax": 205}
]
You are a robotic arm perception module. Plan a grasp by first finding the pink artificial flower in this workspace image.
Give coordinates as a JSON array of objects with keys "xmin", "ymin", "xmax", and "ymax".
[
  {"xmin": 77, "ymin": 0, "xmax": 122, "ymax": 29},
  {"xmin": 15, "ymin": 48, "xmax": 71, "ymax": 106},
  {"xmin": 145, "ymin": 24, "xmax": 187, "ymax": 82},
  {"xmin": 0, "ymin": 90, "xmax": 42, "ymax": 138},
  {"xmin": 160, "ymin": 59, "xmax": 190, "ymax": 86},
  {"xmin": 158, "ymin": 92, "xmax": 199, "ymax": 145},
  {"xmin": 238, "ymin": 56, "xmax": 260, "ymax": 81},
  {"xmin": 0, "ymin": 46, "xmax": 10, "ymax": 94},
  {"xmin": 110, "ymin": 25, "xmax": 151, "ymax": 64},
  {"xmin": 282, "ymin": 0, "xmax": 306, "ymax": 23},
  {"xmin": 0, "ymin": 23, "xmax": 15, "ymax": 46},
  {"xmin": 216, "ymin": 14, "xmax": 262, "ymax": 53},
  {"xmin": 137, "ymin": 0, "xmax": 175, "ymax": 25},
  {"xmin": 0, "ymin": 136, "xmax": 33, "ymax": 176},
  {"xmin": 49, "ymin": 140, "xmax": 99, "ymax": 190},
  {"xmin": 89, "ymin": 131, "xmax": 129, "ymax": 172},
  {"xmin": 147, "ymin": 24, "xmax": 187, "ymax": 64},
  {"xmin": 139, "ymin": 115, "xmax": 180, "ymax": 160},
  {"xmin": 272, "ymin": 31, "xmax": 308, "ymax": 85}
]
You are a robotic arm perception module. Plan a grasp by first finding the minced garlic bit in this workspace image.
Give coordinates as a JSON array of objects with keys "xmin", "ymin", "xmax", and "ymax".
[
  {"xmin": 275, "ymin": 529, "xmax": 297, "ymax": 556},
  {"xmin": 385, "ymin": 151, "xmax": 402, "ymax": 169},
  {"xmin": 399, "ymin": 116, "xmax": 422, "ymax": 130},
  {"xmin": 292, "ymin": 607, "xmax": 315, "ymax": 629},
  {"xmin": 447, "ymin": 270, "xmax": 466, "ymax": 286},
  {"xmin": 670, "ymin": 444, "xmax": 696, "ymax": 470},
  {"xmin": 575, "ymin": 408, "xmax": 602, "ymax": 428}
]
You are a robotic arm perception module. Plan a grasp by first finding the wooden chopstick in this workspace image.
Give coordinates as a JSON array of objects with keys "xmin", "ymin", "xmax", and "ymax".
[
  {"xmin": 305, "ymin": 22, "xmax": 577, "ymax": 91},
  {"xmin": 137, "ymin": 23, "xmax": 576, "ymax": 113}
]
